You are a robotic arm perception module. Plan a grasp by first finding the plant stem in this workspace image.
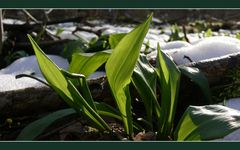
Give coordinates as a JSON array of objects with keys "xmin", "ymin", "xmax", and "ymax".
[{"xmin": 15, "ymin": 74, "xmax": 50, "ymax": 87}]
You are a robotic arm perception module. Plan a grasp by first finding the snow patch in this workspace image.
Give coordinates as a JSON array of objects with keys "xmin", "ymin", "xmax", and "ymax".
[
  {"xmin": 166, "ymin": 36, "xmax": 240, "ymax": 65},
  {"xmin": 0, "ymin": 55, "xmax": 69, "ymax": 78},
  {"xmin": 225, "ymin": 97, "xmax": 240, "ymax": 112},
  {"xmin": 88, "ymin": 71, "xmax": 106, "ymax": 79},
  {"xmin": 161, "ymin": 41, "xmax": 192, "ymax": 50},
  {"xmin": 221, "ymin": 97, "xmax": 240, "ymax": 140},
  {"xmin": 0, "ymin": 55, "xmax": 69, "ymax": 92}
]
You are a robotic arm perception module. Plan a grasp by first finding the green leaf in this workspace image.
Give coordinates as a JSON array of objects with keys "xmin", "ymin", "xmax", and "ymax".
[
  {"xmin": 17, "ymin": 108, "xmax": 76, "ymax": 140},
  {"xmin": 109, "ymin": 33, "xmax": 126, "ymax": 49},
  {"xmin": 61, "ymin": 40, "xmax": 88, "ymax": 61},
  {"xmin": 60, "ymin": 69, "xmax": 96, "ymax": 110},
  {"xmin": 236, "ymin": 33, "xmax": 240, "ymax": 40},
  {"xmin": 28, "ymin": 35, "xmax": 76, "ymax": 109},
  {"xmin": 204, "ymin": 28, "xmax": 212, "ymax": 37},
  {"xmin": 69, "ymin": 50, "xmax": 111, "ymax": 77},
  {"xmin": 28, "ymin": 35, "xmax": 110, "ymax": 131},
  {"xmin": 56, "ymin": 28, "xmax": 65, "ymax": 36},
  {"xmin": 95, "ymin": 102, "xmax": 122, "ymax": 120},
  {"xmin": 131, "ymin": 54, "xmax": 160, "ymax": 127},
  {"xmin": 16, "ymin": 102, "xmax": 120, "ymax": 141},
  {"xmin": 179, "ymin": 66, "xmax": 212, "ymax": 104},
  {"xmin": 156, "ymin": 44, "xmax": 181, "ymax": 139},
  {"xmin": 174, "ymin": 105, "xmax": 240, "ymax": 141},
  {"xmin": 95, "ymin": 102, "xmax": 143, "ymax": 131},
  {"xmin": 105, "ymin": 14, "xmax": 152, "ymax": 136}
]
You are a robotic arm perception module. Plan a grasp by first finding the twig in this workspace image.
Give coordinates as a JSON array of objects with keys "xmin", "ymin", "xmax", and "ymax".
[
  {"xmin": 183, "ymin": 55, "xmax": 193, "ymax": 63},
  {"xmin": 43, "ymin": 9, "xmax": 51, "ymax": 22},
  {"xmin": 182, "ymin": 25, "xmax": 190, "ymax": 43},
  {"xmin": 22, "ymin": 9, "xmax": 39, "ymax": 24}
]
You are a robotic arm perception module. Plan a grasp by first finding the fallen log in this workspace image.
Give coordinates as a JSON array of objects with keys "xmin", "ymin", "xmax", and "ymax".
[
  {"xmin": 0, "ymin": 76, "xmax": 112, "ymax": 117},
  {"xmin": 1, "ymin": 52, "xmax": 240, "ymax": 117},
  {"xmin": 185, "ymin": 52, "xmax": 240, "ymax": 86}
]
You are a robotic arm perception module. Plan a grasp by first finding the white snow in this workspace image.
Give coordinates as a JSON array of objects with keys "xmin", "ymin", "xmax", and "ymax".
[
  {"xmin": 225, "ymin": 97, "xmax": 240, "ymax": 111},
  {"xmin": 161, "ymin": 40, "xmax": 191, "ymax": 50},
  {"xmin": 0, "ymin": 55, "xmax": 69, "ymax": 78},
  {"xmin": 102, "ymin": 26, "xmax": 132, "ymax": 35},
  {"xmin": 147, "ymin": 36, "xmax": 240, "ymax": 65},
  {"xmin": 3, "ymin": 19, "xmax": 25, "ymax": 25},
  {"xmin": 0, "ymin": 55, "xmax": 69, "ymax": 92},
  {"xmin": 74, "ymin": 31, "xmax": 98, "ymax": 42},
  {"xmin": 220, "ymin": 97, "xmax": 240, "ymax": 140},
  {"xmin": 0, "ymin": 74, "xmax": 46, "ymax": 92},
  {"xmin": 88, "ymin": 71, "xmax": 106, "ymax": 79},
  {"xmin": 191, "ymin": 36, "xmax": 240, "ymax": 45},
  {"xmin": 0, "ymin": 55, "xmax": 107, "ymax": 92}
]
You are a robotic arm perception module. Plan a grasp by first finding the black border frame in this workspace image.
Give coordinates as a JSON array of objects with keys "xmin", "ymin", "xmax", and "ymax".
[{"xmin": 1, "ymin": 0, "xmax": 240, "ymax": 149}]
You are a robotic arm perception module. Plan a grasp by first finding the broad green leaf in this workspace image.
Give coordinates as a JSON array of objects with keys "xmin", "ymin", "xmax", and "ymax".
[
  {"xmin": 179, "ymin": 66, "xmax": 212, "ymax": 104},
  {"xmin": 106, "ymin": 14, "xmax": 152, "ymax": 136},
  {"xmin": 156, "ymin": 44, "xmax": 181, "ymax": 139},
  {"xmin": 174, "ymin": 105, "xmax": 240, "ymax": 141},
  {"xmin": 69, "ymin": 50, "xmax": 111, "ymax": 77},
  {"xmin": 28, "ymin": 35, "xmax": 76, "ymax": 109},
  {"xmin": 60, "ymin": 69, "xmax": 96, "ymax": 110},
  {"xmin": 131, "ymin": 54, "xmax": 160, "ymax": 126},
  {"xmin": 28, "ymin": 35, "xmax": 110, "ymax": 131},
  {"xmin": 17, "ymin": 108, "xmax": 76, "ymax": 140},
  {"xmin": 109, "ymin": 33, "xmax": 126, "ymax": 49}
]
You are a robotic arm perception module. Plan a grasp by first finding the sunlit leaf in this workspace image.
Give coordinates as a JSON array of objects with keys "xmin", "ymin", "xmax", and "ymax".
[
  {"xmin": 174, "ymin": 105, "xmax": 240, "ymax": 141},
  {"xmin": 156, "ymin": 44, "xmax": 181, "ymax": 139},
  {"xmin": 109, "ymin": 33, "xmax": 126, "ymax": 49},
  {"xmin": 69, "ymin": 50, "xmax": 111, "ymax": 77},
  {"xmin": 106, "ymin": 14, "xmax": 152, "ymax": 136},
  {"xmin": 28, "ymin": 35, "xmax": 110, "ymax": 131},
  {"xmin": 131, "ymin": 54, "xmax": 160, "ymax": 127}
]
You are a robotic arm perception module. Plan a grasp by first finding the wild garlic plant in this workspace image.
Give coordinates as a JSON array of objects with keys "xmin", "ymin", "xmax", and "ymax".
[{"xmin": 17, "ymin": 14, "xmax": 240, "ymax": 141}]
